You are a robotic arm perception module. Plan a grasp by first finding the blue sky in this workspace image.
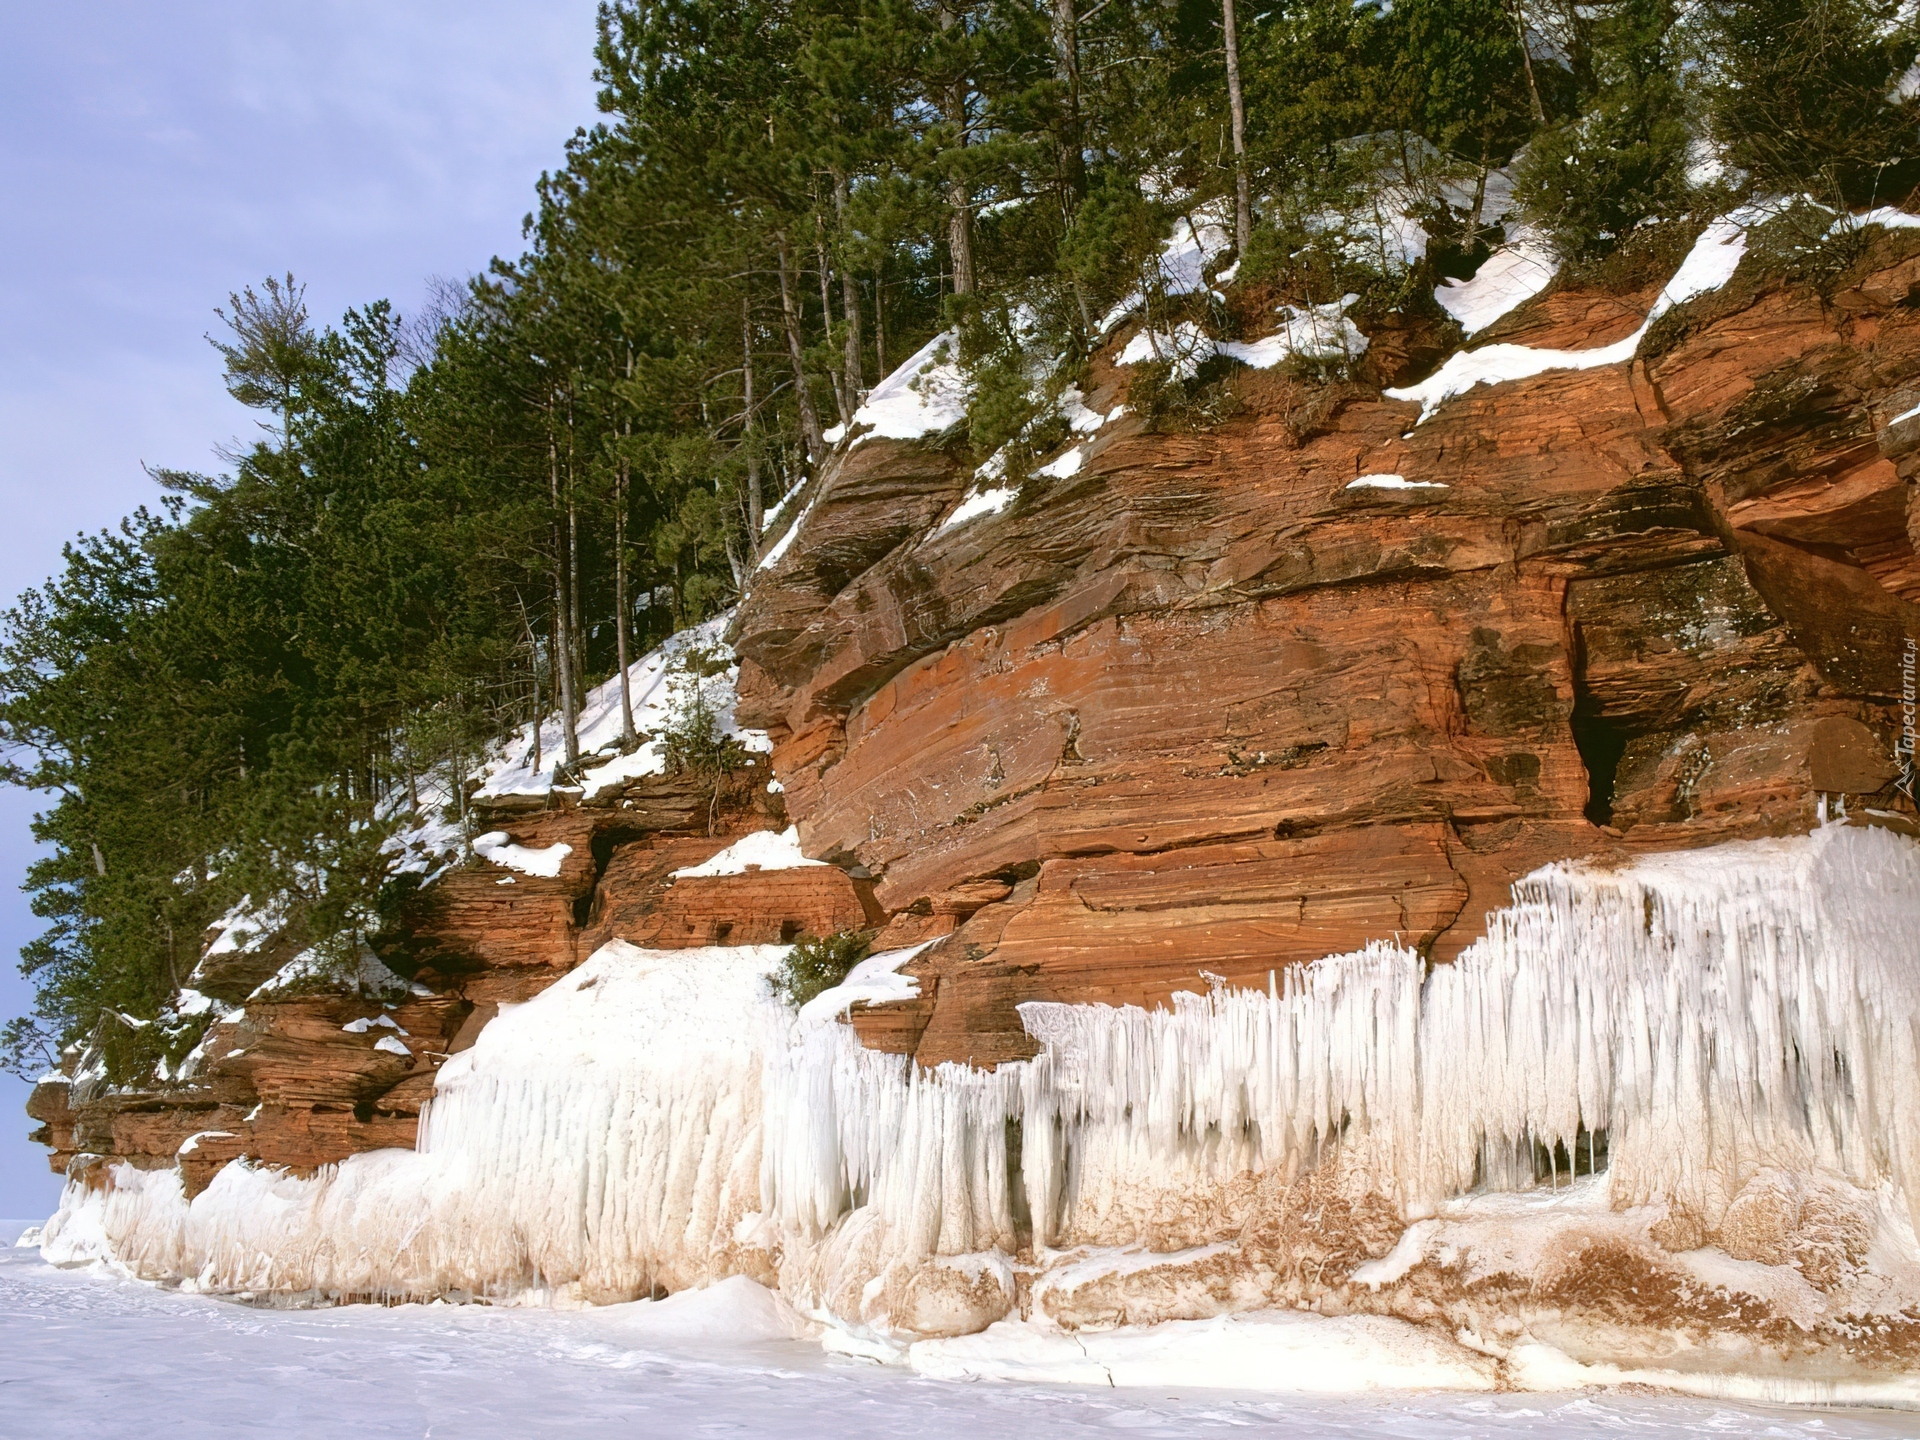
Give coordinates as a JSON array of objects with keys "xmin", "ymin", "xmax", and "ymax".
[{"xmin": 0, "ymin": 3, "xmax": 601, "ymax": 1217}]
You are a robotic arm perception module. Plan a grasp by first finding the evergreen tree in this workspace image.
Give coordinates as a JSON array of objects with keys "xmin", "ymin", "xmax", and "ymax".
[
  {"xmin": 1513, "ymin": 0, "xmax": 1693, "ymax": 260},
  {"xmin": 1691, "ymin": 0, "xmax": 1920, "ymax": 209}
]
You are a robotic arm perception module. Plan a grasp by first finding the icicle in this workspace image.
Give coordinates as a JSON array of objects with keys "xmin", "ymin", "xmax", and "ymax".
[{"xmin": 37, "ymin": 825, "xmax": 1920, "ymax": 1313}]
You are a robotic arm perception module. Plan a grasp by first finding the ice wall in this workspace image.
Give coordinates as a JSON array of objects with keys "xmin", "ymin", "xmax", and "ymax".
[
  {"xmin": 1010, "ymin": 824, "xmax": 1920, "ymax": 1251},
  {"xmin": 45, "ymin": 943, "xmax": 786, "ymax": 1301},
  {"xmin": 39, "ymin": 824, "xmax": 1920, "ymax": 1322},
  {"xmin": 1422, "ymin": 826, "xmax": 1920, "ymax": 1233}
]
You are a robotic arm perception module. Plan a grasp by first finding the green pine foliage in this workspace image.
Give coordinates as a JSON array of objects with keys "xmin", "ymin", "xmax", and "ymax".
[
  {"xmin": 770, "ymin": 930, "xmax": 875, "ymax": 1009},
  {"xmin": 1514, "ymin": 1, "xmax": 1694, "ymax": 263},
  {"xmin": 5, "ymin": 0, "xmax": 1913, "ymax": 1075},
  {"xmin": 1690, "ymin": 0, "xmax": 1920, "ymax": 209}
]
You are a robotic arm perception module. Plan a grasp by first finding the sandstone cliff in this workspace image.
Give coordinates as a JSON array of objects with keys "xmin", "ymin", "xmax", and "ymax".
[
  {"xmin": 732, "ymin": 224, "xmax": 1920, "ymax": 1067},
  {"xmin": 27, "ymin": 220, "xmax": 1920, "ymax": 1204}
]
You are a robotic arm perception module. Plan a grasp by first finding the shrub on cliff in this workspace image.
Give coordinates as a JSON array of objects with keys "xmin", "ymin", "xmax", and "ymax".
[
  {"xmin": 769, "ymin": 931, "xmax": 873, "ymax": 1010},
  {"xmin": 1688, "ymin": 0, "xmax": 1920, "ymax": 210},
  {"xmin": 661, "ymin": 648, "xmax": 750, "ymax": 778}
]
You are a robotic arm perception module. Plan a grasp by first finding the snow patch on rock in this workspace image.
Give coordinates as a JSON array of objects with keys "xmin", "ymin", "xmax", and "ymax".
[
  {"xmin": 672, "ymin": 827, "xmax": 823, "ymax": 879},
  {"xmin": 1434, "ymin": 227, "xmax": 1558, "ymax": 335},
  {"xmin": 472, "ymin": 832, "xmax": 572, "ymax": 878},
  {"xmin": 1388, "ymin": 206, "xmax": 1770, "ymax": 424}
]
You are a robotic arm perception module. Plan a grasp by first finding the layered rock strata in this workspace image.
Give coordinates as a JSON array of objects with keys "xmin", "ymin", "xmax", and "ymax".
[
  {"xmin": 733, "ymin": 227, "xmax": 1920, "ymax": 1066},
  {"xmin": 27, "ymin": 773, "xmax": 872, "ymax": 1181}
]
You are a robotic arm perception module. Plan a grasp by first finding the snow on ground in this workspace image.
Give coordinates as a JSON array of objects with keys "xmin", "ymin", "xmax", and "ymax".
[
  {"xmin": 2, "ymin": 1236, "xmax": 1914, "ymax": 1440},
  {"xmin": 249, "ymin": 941, "xmax": 409, "ymax": 1001},
  {"xmin": 1433, "ymin": 227, "xmax": 1558, "ymax": 335},
  {"xmin": 837, "ymin": 330, "xmax": 970, "ymax": 445},
  {"xmin": 200, "ymin": 895, "xmax": 289, "ymax": 964},
  {"xmin": 1118, "ymin": 299, "xmax": 1368, "ymax": 380},
  {"xmin": 928, "ymin": 387, "xmax": 1126, "ymax": 539},
  {"xmin": 794, "ymin": 940, "xmax": 940, "ymax": 1025},
  {"xmin": 459, "ymin": 613, "xmax": 770, "ymax": 813},
  {"xmin": 936, "ymin": 484, "xmax": 1017, "ymax": 532},
  {"xmin": 1386, "ymin": 203, "xmax": 1783, "ymax": 424},
  {"xmin": 757, "ymin": 493, "xmax": 817, "ymax": 571},
  {"xmin": 1059, "ymin": 385, "xmax": 1108, "ymax": 434},
  {"xmin": 912, "ymin": 1310, "xmax": 1498, "ymax": 1391},
  {"xmin": 671, "ymin": 827, "xmax": 822, "ymax": 878},
  {"xmin": 759, "ymin": 478, "xmax": 802, "ymax": 536},
  {"xmin": 1036, "ymin": 446, "xmax": 1084, "ymax": 479},
  {"xmin": 1098, "ymin": 203, "xmax": 1234, "ymax": 334},
  {"xmin": 1841, "ymin": 205, "xmax": 1920, "ymax": 234}
]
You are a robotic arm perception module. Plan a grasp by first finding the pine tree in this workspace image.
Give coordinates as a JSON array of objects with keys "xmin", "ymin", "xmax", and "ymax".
[{"xmin": 1513, "ymin": 0, "xmax": 1693, "ymax": 260}]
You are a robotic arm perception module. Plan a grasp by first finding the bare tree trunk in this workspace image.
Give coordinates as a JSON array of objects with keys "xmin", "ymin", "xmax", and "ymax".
[
  {"xmin": 939, "ymin": 6, "xmax": 976, "ymax": 296},
  {"xmin": 615, "ymin": 487, "xmax": 635, "ymax": 747},
  {"xmin": 1222, "ymin": 0, "xmax": 1252, "ymax": 257},
  {"xmin": 817, "ymin": 235, "xmax": 850, "ymax": 425},
  {"xmin": 946, "ymin": 185, "xmax": 975, "ymax": 296},
  {"xmin": 517, "ymin": 592, "xmax": 542, "ymax": 775},
  {"xmin": 1054, "ymin": 0, "xmax": 1097, "ymax": 342},
  {"xmin": 873, "ymin": 271, "xmax": 888, "ymax": 379},
  {"xmin": 564, "ymin": 388, "xmax": 584, "ymax": 711},
  {"xmin": 453, "ymin": 704, "xmax": 469, "ymax": 832},
  {"xmin": 1051, "ymin": 0, "xmax": 1086, "ymax": 208},
  {"xmin": 1504, "ymin": 0, "xmax": 1548, "ymax": 125},
  {"xmin": 401, "ymin": 726, "xmax": 420, "ymax": 813},
  {"xmin": 548, "ymin": 417, "xmax": 581, "ymax": 767},
  {"xmin": 832, "ymin": 169, "xmax": 864, "ymax": 406},
  {"xmin": 742, "ymin": 298, "xmax": 763, "ymax": 548},
  {"xmin": 775, "ymin": 231, "xmax": 826, "ymax": 461},
  {"xmin": 614, "ymin": 348, "xmax": 637, "ymax": 746}
]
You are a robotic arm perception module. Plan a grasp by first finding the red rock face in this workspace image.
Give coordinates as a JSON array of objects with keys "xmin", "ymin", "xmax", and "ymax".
[
  {"xmin": 25, "ymin": 775, "xmax": 843, "ymax": 1184},
  {"xmin": 736, "ymin": 230, "xmax": 1920, "ymax": 1069}
]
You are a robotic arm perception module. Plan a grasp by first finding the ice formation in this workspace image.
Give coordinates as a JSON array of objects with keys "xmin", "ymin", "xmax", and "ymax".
[
  {"xmin": 46, "ymin": 942, "xmax": 785, "ymax": 1300},
  {"xmin": 38, "ymin": 824, "xmax": 1920, "ymax": 1386}
]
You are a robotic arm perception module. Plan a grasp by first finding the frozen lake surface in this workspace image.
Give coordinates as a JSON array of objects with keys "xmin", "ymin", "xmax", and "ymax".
[{"xmin": 2, "ymin": 1223, "xmax": 1913, "ymax": 1440}]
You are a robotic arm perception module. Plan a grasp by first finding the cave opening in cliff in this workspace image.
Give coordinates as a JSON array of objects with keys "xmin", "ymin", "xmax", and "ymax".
[{"xmin": 1570, "ymin": 693, "xmax": 1629, "ymax": 826}]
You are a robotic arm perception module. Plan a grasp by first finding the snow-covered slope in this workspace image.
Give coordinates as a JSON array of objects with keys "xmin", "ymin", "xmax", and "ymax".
[{"xmin": 371, "ymin": 614, "xmax": 771, "ymax": 888}]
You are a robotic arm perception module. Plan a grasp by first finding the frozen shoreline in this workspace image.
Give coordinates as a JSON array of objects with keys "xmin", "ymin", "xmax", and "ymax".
[
  {"xmin": 31, "ymin": 825, "xmax": 1920, "ymax": 1402},
  {"xmin": 4, "ymin": 1235, "xmax": 1916, "ymax": 1440}
]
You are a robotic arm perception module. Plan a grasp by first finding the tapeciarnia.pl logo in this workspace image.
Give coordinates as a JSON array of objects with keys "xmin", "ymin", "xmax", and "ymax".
[{"xmin": 1899, "ymin": 637, "xmax": 1917, "ymax": 801}]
